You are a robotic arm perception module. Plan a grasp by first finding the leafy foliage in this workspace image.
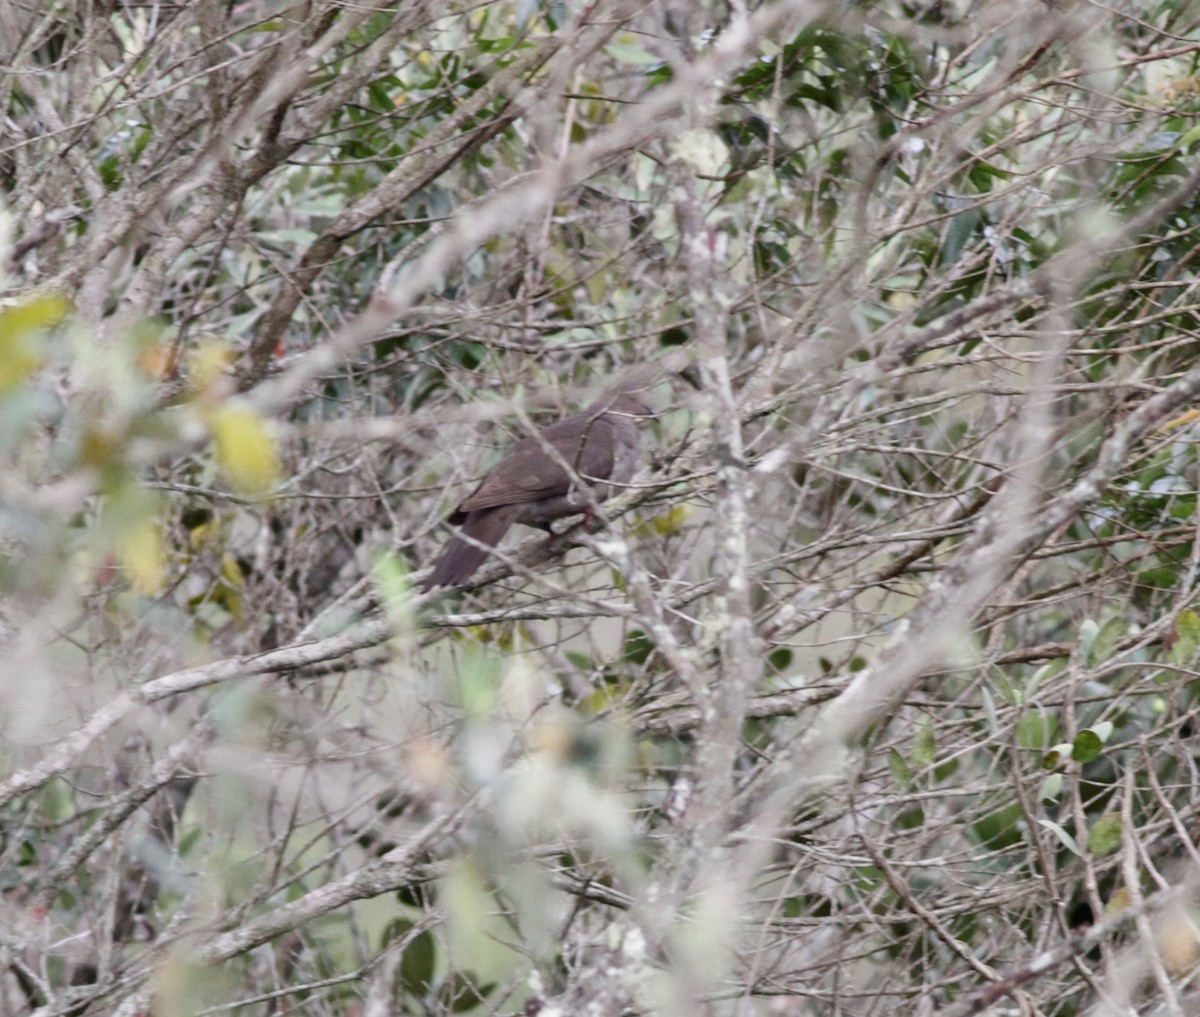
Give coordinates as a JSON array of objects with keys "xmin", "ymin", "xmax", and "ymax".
[{"xmin": 4, "ymin": 1, "xmax": 1200, "ymax": 1015}]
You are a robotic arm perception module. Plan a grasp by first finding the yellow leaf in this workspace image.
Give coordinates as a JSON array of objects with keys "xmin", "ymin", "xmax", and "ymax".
[
  {"xmin": 210, "ymin": 402, "xmax": 280, "ymax": 496},
  {"xmin": 578, "ymin": 682, "xmax": 629, "ymax": 715},
  {"xmin": 118, "ymin": 518, "xmax": 165, "ymax": 594},
  {"xmin": 1104, "ymin": 886, "xmax": 1131, "ymax": 916},
  {"xmin": 220, "ymin": 553, "xmax": 245, "ymax": 587},
  {"xmin": 1161, "ymin": 408, "xmax": 1200, "ymax": 431},
  {"xmin": 0, "ymin": 292, "xmax": 71, "ymax": 394},
  {"xmin": 137, "ymin": 341, "xmax": 178, "ymax": 382},
  {"xmin": 187, "ymin": 513, "xmax": 220, "ymax": 545},
  {"xmin": 651, "ymin": 504, "xmax": 690, "ymax": 536},
  {"xmin": 187, "ymin": 339, "xmax": 236, "ymax": 395},
  {"xmin": 0, "ymin": 291, "xmax": 71, "ymax": 335},
  {"xmin": 633, "ymin": 504, "xmax": 690, "ymax": 539}
]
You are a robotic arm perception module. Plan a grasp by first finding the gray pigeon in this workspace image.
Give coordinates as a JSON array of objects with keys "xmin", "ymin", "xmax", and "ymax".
[{"xmin": 422, "ymin": 390, "xmax": 653, "ymax": 590}]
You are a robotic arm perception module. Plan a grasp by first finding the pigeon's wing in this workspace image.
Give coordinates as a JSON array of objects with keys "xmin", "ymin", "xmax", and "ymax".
[{"xmin": 454, "ymin": 415, "xmax": 617, "ymax": 516}]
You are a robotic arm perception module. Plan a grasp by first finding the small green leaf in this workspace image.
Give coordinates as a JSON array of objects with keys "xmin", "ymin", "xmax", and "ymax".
[
  {"xmin": 1023, "ymin": 657, "xmax": 1066, "ymax": 698},
  {"xmin": 1178, "ymin": 124, "xmax": 1200, "ymax": 150},
  {"xmin": 981, "ymin": 686, "xmax": 999, "ymax": 734},
  {"xmin": 1018, "ymin": 711, "xmax": 1057, "ymax": 751},
  {"xmin": 456, "ymin": 651, "xmax": 499, "ymax": 718},
  {"xmin": 934, "ymin": 757, "xmax": 960, "ymax": 783},
  {"xmin": 766, "ymin": 646, "xmax": 793, "ymax": 674},
  {"xmin": 178, "ymin": 827, "xmax": 203, "ymax": 856},
  {"xmin": 442, "ymin": 859, "xmax": 498, "ymax": 973},
  {"xmin": 623, "ymin": 629, "xmax": 651, "ymax": 665},
  {"xmin": 1042, "ymin": 743, "xmax": 1071, "ymax": 769},
  {"xmin": 888, "ymin": 748, "xmax": 912, "ymax": 789},
  {"xmin": 400, "ymin": 928, "xmax": 437, "ymax": 994},
  {"xmin": 1071, "ymin": 729, "xmax": 1103, "ymax": 764},
  {"xmin": 1172, "ymin": 610, "xmax": 1200, "ymax": 664},
  {"xmin": 1088, "ymin": 617, "xmax": 1124, "ymax": 667},
  {"xmin": 1076, "ymin": 618, "xmax": 1099, "ymax": 663},
  {"xmin": 1039, "ymin": 773, "xmax": 1063, "ymax": 804},
  {"xmin": 941, "ymin": 208, "xmax": 981, "ymax": 265},
  {"xmin": 605, "ymin": 41, "xmax": 661, "ymax": 66},
  {"xmin": 1037, "ymin": 819, "xmax": 1082, "ymax": 856},
  {"xmin": 912, "ymin": 718, "xmax": 935, "ymax": 768},
  {"xmin": 1087, "ymin": 814, "xmax": 1122, "ymax": 857},
  {"xmin": 444, "ymin": 977, "xmax": 498, "ymax": 1013},
  {"xmin": 969, "ymin": 802, "xmax": 1023, "ymax": 850},
  {"xmin": 372, "ymin": 551, "xmax": 413, "ymax": 635}
]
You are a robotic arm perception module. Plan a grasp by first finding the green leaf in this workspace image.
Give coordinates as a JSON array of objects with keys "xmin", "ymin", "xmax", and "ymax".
[
  {"xmin": 1076, "ymin": 618, "xmax": 1099, "ymax": 663},
  {"xmin": 444, "ymin": 977, "xmax": 498, "ymax": 1013},
  {"xmin": 1087, "ymin": 814, "xmax": 1122, "ymax": 857},
  {"xmin": 968, "ymin": 157, "xmax": 1012, "ymax": 184},
  {"xmin": 1177, "ymin": 124, "xmax": 1200, "ymax": 150},
  {"xmin": 934, "ymin": 757, "xmax": 960, "ymax": 783},
  {"xmin": 766, "ymin": 647, "xmax": 793, "ymax": 674},
  {"xmin": 1023, "ymin": 657, "xmax": 1066, "ymax": 700},
  {"xmin": 400, "ymin": 928, "xmax": 437, "ymax": 994},
  {"xmin": 456, "ymin": 650, "xmax": 499, "ymax": 718},
  {"xmin": 372, "ymin": 551, "xmax": 413, "ymax": 635},
  {"xmin": 912, "ymin": 718, "xmax": 935, "ymax": 768},
  {"xmin": 441, "ymin": 858, "xmax": 495, "ymax": 969},
  {"xmin": 980, "ymin": 686, "xmax": 999, "ymax": 734},
  {"xmin": 941, "ymin": 208, "xmax": 981, "ymax": 265},
  {"xmin": 605, "ymin": 41, "xmax": 661, "ymax": 66},
  {"xmin": 1039, "ymin": 773, "xmax": 1063, "ymax": 804},
  {"xmin": 1017, "ymin": 711, "xmax": 1057, "ymax": 751},
  {"xmin": 888, "ymin": 748, "xmax": 912, "ymax": 789},
  {"xmin": 623, "ymin": 629, "xmax": 652, "ymax": 665},
  {"xmin": 1037, "ymin": 819, "xmax": 1082, "ymax": 856},
  {"xmin": 1087, "ymin": 617, "xmax": 1125, "ymax": 667},
  {"xmin": 1071, "ymin": 729, "xmax": 1103, "ymax": 764},
  {"xmin": 1171, "ymin": 610, "xmax": 1200, "ymax": 664},
  {"xmin": 969, "ymin": 802, "xmax": 1023, "ymax": 850},
  {"xmin": 1042, "ymin": 743, "xmax": 1071, "ymax": 769}
]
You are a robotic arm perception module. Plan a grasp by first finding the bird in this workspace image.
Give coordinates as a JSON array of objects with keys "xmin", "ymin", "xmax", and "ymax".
[{"xmin": 421, "ymin": 387, "xmax": 654, "ymax": 591}]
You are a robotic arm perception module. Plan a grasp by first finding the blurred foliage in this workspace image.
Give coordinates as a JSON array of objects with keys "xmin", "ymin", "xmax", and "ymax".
[{"xmin": 4, "ymin": 0, "xmax": 1200, "ymax": 1015}]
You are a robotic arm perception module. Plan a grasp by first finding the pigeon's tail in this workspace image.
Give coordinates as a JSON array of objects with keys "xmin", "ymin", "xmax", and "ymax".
[{"xmin": 421, "ymin": 505, "xmax": 519, "ymax": 591}]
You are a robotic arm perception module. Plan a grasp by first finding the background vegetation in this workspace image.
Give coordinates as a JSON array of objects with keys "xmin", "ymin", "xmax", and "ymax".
[{"xmin": 3, "ymin": 0, "xmax": 1200, "ymax": 1014}]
